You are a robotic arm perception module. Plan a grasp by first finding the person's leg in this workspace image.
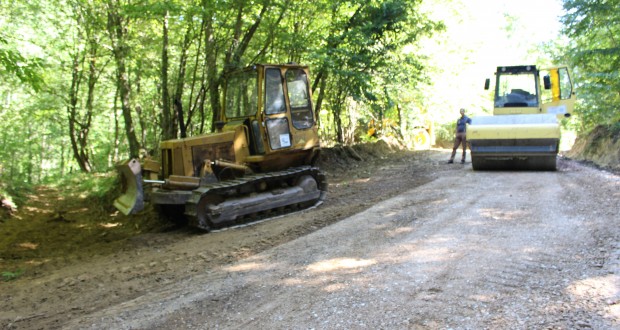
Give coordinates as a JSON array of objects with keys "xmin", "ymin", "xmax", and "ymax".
[
  {"xmin": 449, "ymin": 134, "xmax": 461, "ymax": 163},
  {"xmin": 461, "ymin": 133, "xmax": 467, "ymax": 163}
]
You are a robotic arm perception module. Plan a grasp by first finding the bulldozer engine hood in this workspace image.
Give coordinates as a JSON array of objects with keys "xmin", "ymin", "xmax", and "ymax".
[{"xmin": 159, "ymin": 125, "xmax": 250, "ymax": 178}]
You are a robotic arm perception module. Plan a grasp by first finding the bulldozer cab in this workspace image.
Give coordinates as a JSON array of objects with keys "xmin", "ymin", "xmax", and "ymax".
[{"xmin": 222, "ymin": 64, "xmax": 319, "ymax": 161}]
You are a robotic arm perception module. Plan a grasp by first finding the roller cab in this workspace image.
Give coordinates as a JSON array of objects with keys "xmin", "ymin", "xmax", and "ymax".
[{"xmin": 469, "ymin": 65, "xmax": 575, "ymax": 170}]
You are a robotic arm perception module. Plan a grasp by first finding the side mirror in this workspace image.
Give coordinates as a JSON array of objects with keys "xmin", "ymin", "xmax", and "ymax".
[
  {"xmin": 543, "ymin": 75, "xmax": 551, "ymax": 90},
  {"xmin": 484, "ymin": 78, "xmax": 490, "ymax": 90}
]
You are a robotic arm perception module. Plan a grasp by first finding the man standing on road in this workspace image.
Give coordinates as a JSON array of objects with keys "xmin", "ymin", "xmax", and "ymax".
[{"xmin": 448, "ymin": 108, "xmax": 472, "ymax": 164}]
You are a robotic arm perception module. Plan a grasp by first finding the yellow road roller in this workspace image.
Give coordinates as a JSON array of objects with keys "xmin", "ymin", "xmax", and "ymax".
[{"xmin": 468, "ymin": 65, "xmax": 576, "ymax": 170}]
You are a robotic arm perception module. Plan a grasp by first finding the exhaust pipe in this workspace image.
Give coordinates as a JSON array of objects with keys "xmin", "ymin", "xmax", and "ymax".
[{"xmin": 113, "ymin": 158, "xmax": 145, "ymax": 215}]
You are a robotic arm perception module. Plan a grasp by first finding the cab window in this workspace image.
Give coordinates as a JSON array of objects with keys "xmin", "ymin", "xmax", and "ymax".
[
  {"xmin": 225, "ymin": 70, "xmax": 258, "ymax": 118},
  {"xmin": 558, "ymin": 68, "xmax": 572, "ymax": 100},
  {"xmin": 266, "ymin": 118, "xmax": 291, "ymax": 150},
  {"xmin": 286, "ymin": 69, "xmax": 314, "ymax": 129},
  {"xmin": 265, "ymin": 69, "xmax": 286, "ymax": 115}
]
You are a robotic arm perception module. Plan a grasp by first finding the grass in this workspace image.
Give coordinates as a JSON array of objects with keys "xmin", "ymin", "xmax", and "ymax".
[
  {"xmin": 2, "ymin": 269, "xmax": 24, "ymax": 282},
  {"xmin": 40, "ymin": 172, "xmax": 121, "ymax": 213}
]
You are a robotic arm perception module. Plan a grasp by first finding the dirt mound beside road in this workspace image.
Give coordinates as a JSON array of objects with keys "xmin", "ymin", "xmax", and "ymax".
[
  {"xmin": 320, "ymin": 138, "xmax": 404, "ymax": 168},
  {"xmin": 567, "ymin": 124, "xmax": 620, "ymax": 172}
]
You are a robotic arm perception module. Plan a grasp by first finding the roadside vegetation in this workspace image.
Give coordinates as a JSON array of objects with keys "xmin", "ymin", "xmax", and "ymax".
[{"xmin": 0, "ymin": 0, "xmax": 618, "ymax": 213}]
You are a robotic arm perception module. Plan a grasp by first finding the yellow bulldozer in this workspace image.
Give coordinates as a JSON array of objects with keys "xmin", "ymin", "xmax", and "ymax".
[
  {"xmin": 114, "ymin": 63, "xmax": 327, "ymax": 231},
  {"xmin": 468, "ymin": 65, "xmax": 576, "ymax": 170}
]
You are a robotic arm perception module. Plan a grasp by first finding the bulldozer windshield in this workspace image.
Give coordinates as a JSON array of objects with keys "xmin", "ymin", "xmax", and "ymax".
[
  {"xmin": 225, "ymin": 70, "xmax": 258, "ymax": 118},
  {"xmin": 495, "ymin": 72, "xmax": 539, "ymax": 108}
]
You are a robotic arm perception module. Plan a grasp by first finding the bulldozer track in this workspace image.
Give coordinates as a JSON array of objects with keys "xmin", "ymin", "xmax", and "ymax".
[
  {"xmin": 206, "ymin": 200, "xmax": 324, "ymax": 233},
  {"xmin": 184, "ymin": 166, "xmax": 327, "ymax": 231}
]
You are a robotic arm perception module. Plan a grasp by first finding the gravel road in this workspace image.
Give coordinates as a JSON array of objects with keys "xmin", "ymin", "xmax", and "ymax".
[{"xmin": 66, "ymin": 154, "xmax": 620, "ymax": 329}]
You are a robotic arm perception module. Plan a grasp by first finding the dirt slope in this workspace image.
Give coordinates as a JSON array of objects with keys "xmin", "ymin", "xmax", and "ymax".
[{"xmin": 567, "ymin": 125, "xmax": 620, "ymax": 172}]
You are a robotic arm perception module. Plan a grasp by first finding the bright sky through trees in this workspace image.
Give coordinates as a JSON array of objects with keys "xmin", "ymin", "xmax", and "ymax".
[
  {"xmin": 468, "ymin": 0, "xmax": 564, "ymax": 64},
  {"xmin": 418, "ymin": 0, "xmax": 565, "ymax": 119}
]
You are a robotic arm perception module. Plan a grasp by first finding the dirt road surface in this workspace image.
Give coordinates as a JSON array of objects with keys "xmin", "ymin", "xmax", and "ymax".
[{"xmin": 2, "ymin": 148, "xmax": 619, "ymax": 329}]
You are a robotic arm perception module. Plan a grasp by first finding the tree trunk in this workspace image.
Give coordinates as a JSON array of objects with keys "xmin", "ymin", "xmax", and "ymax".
[
  {"xmin": 186, "ymin": 18, "xmax": 205, "ymax": 135},
  {"xmin": 113, "ymin": 86, "xmax": 120, "ymax": 164},
  {"xmin": 67, "ymin": 52, "xmax": 83, "ymax": 171},
  {"xmin": 67, "ymin": 49, "xmax": 93, "ymax": 173},
  {"xmin": 173, "ymin": 23, "xmax": 192, "ymax": 139},
  {"xmin": 107, "ymin": 0, "xmax": 140, "ymax": 158},
  {"xmin": 202, "ymin": 1, "xmax": 218, "ymax": 132},
  {"xmin": 313, "ymin": 69, "xmax": 328, "ymax": 128},
  {"xmin": 332, "ymin": 86, "xmax": 345, "ymax": 144},
  {"xmin": 160, "ymin": 11, "xmax": 175, "ymax": 141},
  {"xmin": 82, "ymin": 38, "xmax": 98, "ymax": 171}
]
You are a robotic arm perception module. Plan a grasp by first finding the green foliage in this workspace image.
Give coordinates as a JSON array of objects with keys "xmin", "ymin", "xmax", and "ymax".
[
  {"xmin": 560, "ymin": 0, "xmax": 620, "ymax": 132},
  {"xmin": 1, "ymin": 181, "xmax": 33, "ymax": 208},
  {"xmin": 306, "ymin": 0, "xmax": 442, "ymax": 143},
  {"xmin": 0, "ymin": 185, "xmax": 17, "ymax": 210},
  {"xmin": 0, "ymin": 36, "xmax": 44, "ymax": 92},
  {"xmin": 8, "ymin": 0, "xmax": 614, "ymax": 190},
  {"xmin": 1, "ymin": 269, "xmax": 24, "ymax": 282},
  {"xmin": 48, "ymin": 172, "xmax": 117, "ymax": 201},
  {"xmin": 0, "ymin": 0, "xmax": 446, "ymax": 181},
  {"xmin": 434, "ymin": 122, "xmax": 456, "ymax": 146}
]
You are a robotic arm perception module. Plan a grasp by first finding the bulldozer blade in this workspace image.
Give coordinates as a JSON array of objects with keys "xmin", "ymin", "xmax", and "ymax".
[{"xmin": 113, "ymin": 158, "xmax": 145, "ymax": 215}]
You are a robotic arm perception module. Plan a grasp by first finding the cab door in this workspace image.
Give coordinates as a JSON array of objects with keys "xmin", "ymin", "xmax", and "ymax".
[
  {"xmin": 263, "ymin": 67, "xmax": 292, "ymax": 151},
  {"xmin": 541, "ymin": 66, "xmax": 576, "ymax": 118}
]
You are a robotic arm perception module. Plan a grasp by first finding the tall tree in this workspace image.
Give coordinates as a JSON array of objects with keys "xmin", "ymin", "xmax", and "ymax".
[
  {"xmin": 201, "ymin": 0, "xmax": 282, "ymax": 129},
  {"xmin": 172, "ymin": 21, "xmax": 194, "ymax": 138},
  {"xmin": 311, "ymin": 0, "xmax": 441, "ymax": 143},
  {"xmin": 65, "ymin": 0, "xmax": 107, "ymax": 173},
  {"xmin": 561, "ymin": 0, "xmax": 620, "ymax": 130},
  {"xmin": 160, "ymin": 10, "xmax": 174, "ymax": 140},
  {"xmin": 106, "ymin": 0, "xmax": 141, "ymax": 158}
]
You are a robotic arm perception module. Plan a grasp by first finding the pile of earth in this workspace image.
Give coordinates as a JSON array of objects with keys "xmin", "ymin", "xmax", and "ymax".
[{"xmin": 566, "ymin": 124, "xmax": 620, "ymax": 172}]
